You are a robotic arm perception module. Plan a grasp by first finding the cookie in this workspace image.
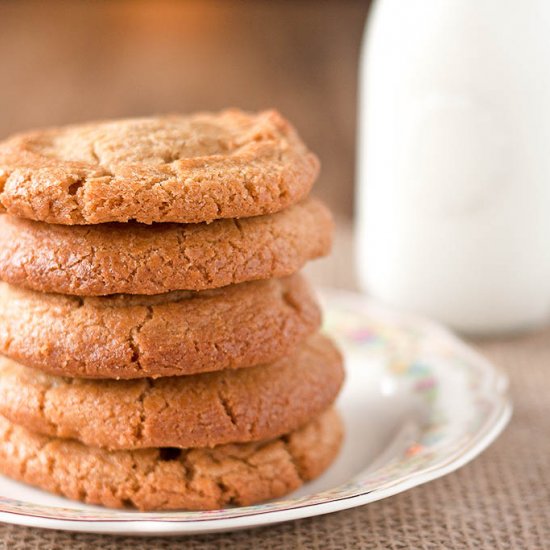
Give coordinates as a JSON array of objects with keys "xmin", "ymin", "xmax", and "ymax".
[
  {"xmin": 0, "ymin": 198, "xmax": 332, "ymax": 296},
  {"xmin": 0, "ymin": 110, "xmax": 319, "ymax": 225},
  {"xmin": 0, "ymin": 408, "xmax": 342, "ymax": 511},
  {"xmin": 0, "ymin": 334, "xmax": 344, "ymax": 450},
  {"xmin": 0, "ymin": 274, "xmax": 320, "ymax": 379}
]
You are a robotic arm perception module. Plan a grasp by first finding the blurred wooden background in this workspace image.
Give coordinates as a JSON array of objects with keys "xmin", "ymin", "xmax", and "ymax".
[{"xmin": 0, "ymin": 0, "xmax": 370, "ymax": 220}]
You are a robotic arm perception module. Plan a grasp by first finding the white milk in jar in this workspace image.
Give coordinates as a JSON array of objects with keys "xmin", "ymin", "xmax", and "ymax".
[{"xmin": 357, "ymin": 0, "xmax": 550, "ymax": 334}]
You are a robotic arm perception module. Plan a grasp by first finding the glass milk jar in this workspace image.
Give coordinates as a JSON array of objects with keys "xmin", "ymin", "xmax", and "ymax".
[{"xmin": 357, "ymin": 0, "xmax": 550, "ymax": 334}]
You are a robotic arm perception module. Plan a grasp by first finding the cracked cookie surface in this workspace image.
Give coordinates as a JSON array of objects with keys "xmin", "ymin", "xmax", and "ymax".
[
  {"xmin": 0, "ymin": 408, "xmax": 342, "ymax": 510},
  {"xmin": 0, "ymin": 274, "xmax": 320, "ymax": 379},
  {"xmin": 0, "ymin": 198, "xmax": 332, "ymax": 295},
  {"xmin": 0, "ymin": 110, "xmax": 319, "ymax": 225},
  {"xmin": 0, "ymin": 334, "xmax": 344, "ymax": 450}
]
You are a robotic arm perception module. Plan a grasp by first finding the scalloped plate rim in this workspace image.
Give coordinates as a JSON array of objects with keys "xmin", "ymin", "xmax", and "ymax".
[{"xmin": 0, "ymin": 288, "xmax": 512, "ymax": 535}]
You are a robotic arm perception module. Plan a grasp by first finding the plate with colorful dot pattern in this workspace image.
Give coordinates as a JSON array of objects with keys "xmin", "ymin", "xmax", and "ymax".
[{"xmin": 0, "ymin": 289, "xmax": 511, "ymax": 535}]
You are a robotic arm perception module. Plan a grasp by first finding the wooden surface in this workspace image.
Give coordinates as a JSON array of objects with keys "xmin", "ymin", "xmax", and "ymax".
[{"xmin": 0, "ymin": 0, "xmax": 369, "ymax": 219}]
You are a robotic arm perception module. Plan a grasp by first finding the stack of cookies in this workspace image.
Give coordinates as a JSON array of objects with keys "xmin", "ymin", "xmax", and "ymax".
[{"xmin": 0, "ymin": 110, "xmax": 344, "ymax": 511}]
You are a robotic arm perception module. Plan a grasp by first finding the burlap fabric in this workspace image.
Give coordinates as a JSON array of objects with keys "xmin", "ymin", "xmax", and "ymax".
[{"xmin": 1, "ymin": 229, "xmax": 549, "ymax": 549}]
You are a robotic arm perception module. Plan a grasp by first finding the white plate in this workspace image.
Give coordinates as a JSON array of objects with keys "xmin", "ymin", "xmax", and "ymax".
[{"xmin": 0, "ymin": 289, "xmax": 511, "ymax": 535}]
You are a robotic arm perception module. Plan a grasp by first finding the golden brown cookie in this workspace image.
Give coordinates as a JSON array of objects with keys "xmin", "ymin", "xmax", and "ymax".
[
  {"xmin": 0, "ymin": 198, "xmax": 332, "ymax": 296},
  {"xmin": 0, "ymin": 275, "xmax": 320, "ymax": 379},
  {"xmin": 0, "ymin": 110, "xmax": 319, "ymax": 225},
  {"xmin": 0, "ymin": 334, "xmax": 344, "ymax": 450},
  {"xmin": 0, "ymin": 408, "xmax": 342, "ymax": 511}
]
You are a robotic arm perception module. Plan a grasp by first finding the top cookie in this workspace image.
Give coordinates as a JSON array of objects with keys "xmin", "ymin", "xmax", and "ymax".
[{"xmin": 0, "ymin": 110, "xmax": 319, "ymax": 225}]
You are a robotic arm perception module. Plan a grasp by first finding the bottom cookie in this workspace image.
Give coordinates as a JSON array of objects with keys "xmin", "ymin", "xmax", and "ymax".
[{"xmin": 0, "ymin": 408, "xmax": 343, "ymax": 511}]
